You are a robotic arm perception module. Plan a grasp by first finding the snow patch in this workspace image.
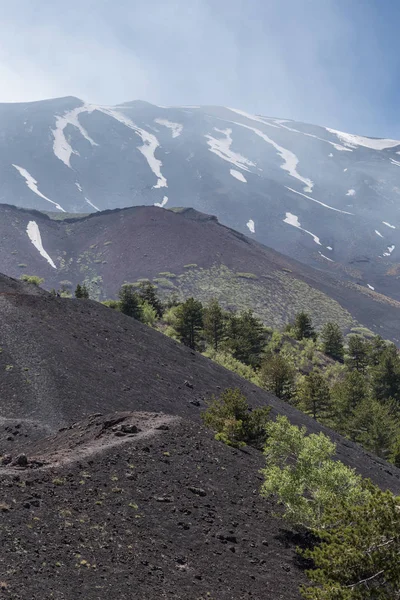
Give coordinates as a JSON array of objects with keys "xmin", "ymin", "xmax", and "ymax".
[
  {"xmin": 52, "ymin": 105, "xmax": 99, "ymax": 168},
  {"xmin": 383, "ymin": 245, "xmax": 395, "ymax": 257},
  {"xmin": 283, "ymin": 212, "xmax": 321, "ymax": 245},
  {"xmin": 85, "ymin": 198, "xmax": 100, "ymax": 211},
  {"xmin": 154, "ymin": 118, "xmax": 183, "ymax": 138},
  {"xmin": 230, "ymin": 169, "xmax": 247, "ymax": 182},
  {"xmin": 375, "ymin": 230, "xmax": 384, "ymax": 238},
  {"xmin": 234, "ymin": 122, "xmax": 313, "ymax": 193},
  {"xmin": 319, "ymin": 252, "xmax": 334, "ymax": 262},
  {"xmin": 326, "ymin": 127, "xmax": 400, "ymax": 151},
  {"xmin": 246, "ymin": 219, "xmax": 255, "ymax": 233},
  {"xmin": 328, "ymin": 153, "xmax": 333, "ymax": 157},
  {"xmin": 13, "ymin": 165, "xmax": 65, "ymax": 212},
  {"xmin": 275, "ymin": 121, "xmax": 352, "ymax": 152},
  {"xmin": 26, "ymin": 221, "xmax": 57, "ymax": 269},
  {"xmin": 367, "ymin": 284, "xmax": 375, "ymax": 291},
  {"xmin": 346, "ymin": 189, "xmax": 356, "ymax": 196},
  {"xmin": 154, "ymin": 196, "xmax": 168, "ymax": 208},
  {"xmin": 227, "ymin": 108, "xmax": 279, "ymax": 128},
  {"xmin": 390, "ymin": 158, "xmax": 400, "ymax": 167},
  {"xmin": 205, "ymin": 128, "xmax": 255, "ymax": 172},
  {"xmin": 326, "ymin": 246, "xmax": 333, "ymax": 251},
  {"xmin": 382, "ymin": 221, "xmax": 396, "ymax": 229},
  {"xmin": 343, "ymin": 168, "xmax": 348, "ymax": 172},
  {"xmin": 285, "ymin": 187, "xmax": 354, "ymax": 215},
  {"xmin": 97, "ymin": 107, "xmax": 167, "ymax": 189},
  {"xmin": 75, "ymin": 182, "xmax": 83, "ymax": 192}
]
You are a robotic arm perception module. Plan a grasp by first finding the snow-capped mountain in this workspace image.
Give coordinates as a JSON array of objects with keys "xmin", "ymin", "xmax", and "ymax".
[{"xmin": 1, "ymin": 96, "xmax": 400, "ymax": 296}]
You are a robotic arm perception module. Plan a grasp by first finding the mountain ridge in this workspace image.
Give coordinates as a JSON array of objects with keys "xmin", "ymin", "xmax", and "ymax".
[{"xmin": 1, "ymin": 97, "xmax": 400, "ymax": 297}]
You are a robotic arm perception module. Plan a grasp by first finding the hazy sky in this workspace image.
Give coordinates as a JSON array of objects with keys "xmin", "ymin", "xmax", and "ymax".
[{"xmin": 1, "ymin": 0, "xmax": 399, "ymax": 137}]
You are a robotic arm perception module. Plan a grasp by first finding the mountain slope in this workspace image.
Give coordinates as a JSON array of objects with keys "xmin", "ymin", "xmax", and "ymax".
[
  {"xmin": 1, "ymin": 97, "xmax": 400, "ymax": 297},
  {"xmin": 0, "ymin": 274, "xmax": 399, "ymax": 599},
  {"xmin": 1, "ymin": 203, "xmax": 400, "ymax": 341},
  {"xmin": 0, "ymin": 273, "xmax": 398, "ymax": 493}
]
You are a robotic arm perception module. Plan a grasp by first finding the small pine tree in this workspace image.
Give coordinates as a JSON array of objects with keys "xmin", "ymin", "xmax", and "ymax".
[
  {"xmin": 201, "ymin": 388, "xmax": 271, "ymax": 449},
  {"xmin": 75, "ymin": 283, "xmax": 83, "ymax": 298},
  {"xmin": 81, "ymin": 283, "xmax": 90, "ymax": 299},
  {"xmin": 297, "ymin": 371, "xmax": 331, "ymax": 421},
  {"xmin": 203, "ymin": 299, "xmax": 225, "ymax": 351},
  {"xmin": 225, "ymin": 310, "xmax": 265, "ymax": 367},
  {"xmin": 175, "ymin": 297, "xmax": 203, "ymax": 349},
  {"xmin": 320, "ymin": 322, "xmax": 344, "ymax": 361},
  {"xmin": 260, "ymin": 353, "xmax": 296, "ymax": 401},
  {"xmin": 371, "ymin": 345, "xmax": 400, "ymax": 402},
  {"xmin": 138, "ymin": 282, "xmax": 163, "ymax": 317},
  {"xmin": 346, "ymin": 335, "xmax": 369, "ymax": 372},
  {"xmin": 293, "ymin": 312, "xmax": 316, "ymax": 341},
  {"xmin": 118, "ymin": 284, "xmax": 142, "ymax": 320}
]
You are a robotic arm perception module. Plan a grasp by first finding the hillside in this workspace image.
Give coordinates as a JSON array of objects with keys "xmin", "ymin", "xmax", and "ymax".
[
  {"xmin": 1, "ymin": 203, "xmax": 400, "ymax": 342},
  {"xmin": 0, "ymin": 274, "xmax": 399, "ymax": 599},
  {"xmin": 1, "ymin": 97, "xmax": 400, "ymax": 296},
  {"xmin": 0, "ymin": 274, "xmax": 398, "ymax": 488}
]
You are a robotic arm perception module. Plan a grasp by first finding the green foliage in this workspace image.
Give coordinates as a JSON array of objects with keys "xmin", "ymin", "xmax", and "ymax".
[
  {"xmin": 140, "ymin": 301, "xmax": 157, "ymax": 326},
  {"xmin": 203, "ymin": 299, "xmax": 225, "ymax": 351},
  {"xmin": 260, "ymin": 416, "xmax": 367, "ymax": 529},
  {"xmin": 260, "ymin": 353, "xmax": 296, "ymax": 400},
  {"xmin": 293, "ymin": 312, "xmax": 317, "ymax": 341},
  {"xmin": 297, "ymin": 371, "xmax": 331, "ymax": 421},
  {"xmin": 204, "ymin": 349, "xmax": 260, "ymax": 385},
  {"xmin": 371, "ymin": 345, "xmax": 400, "ymax": 402},
  {"xmin": 137, "ymin": 282, "xmax": 163, "ymax": 317},
  {"xmin": 346, "ymin": 335, "xmax": 369, "ymax": 372},
  {"xmin": 75, "ymin": 283, "xmax": 89, "ymax": 299},
  {"xmin": 301, "ymin": 482, "xmax": 400, "ymax": 600},
  {"xmin": 201, "ymin": 388, "xmax": 271, "ymax": 449},
  {"xmin": 20, "ymin": 274, "xmax": 44, "ymax": 286},
  {"xmin": 102, "ymin": 300, "xmax": 120, "ymax": 310},
  {"xmin": 118, "ymin": 284, "xmax": 142, "ymax": 320},
  {"xmin": 320, "ymin": 322, "xmax": 344, "ymax": 361},
  {"xmin": 225, "ymin": 310, "xmax": 265, "ymax": 367},
  {"xmin": 175, "ymin": 297, "xmax": 204, "ymax": 349}
]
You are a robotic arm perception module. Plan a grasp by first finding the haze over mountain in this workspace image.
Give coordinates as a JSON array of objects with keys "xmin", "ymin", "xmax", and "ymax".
[{"xmin": 1, "ymin": 97, "xmax": 400, "ymax": 298}]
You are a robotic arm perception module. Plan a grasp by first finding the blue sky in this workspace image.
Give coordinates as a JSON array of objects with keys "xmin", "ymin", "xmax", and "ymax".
[{"xmin": 1, "ymin": 0, "xmax": 399, "ymax": 137}]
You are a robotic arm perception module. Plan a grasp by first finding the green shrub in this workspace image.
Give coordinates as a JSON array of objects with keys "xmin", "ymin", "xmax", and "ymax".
[
  {"xmin": 17, "ymin": 263, "xmax": 27, "ymax": 268},
  {"xmin": 204, "ymin": 349, "xmax": 260, "ymax": 385},
  {"xmin": 20, "ymin": 275, "xmax": 44, "ymax": 286},
  {"xmin": 183, "ymin": 263, "xmax": 198, "ymax": 268},
  {"xmin": 260, "ymin": 416, "xmax": 368, "ymax": 529},
  {"xmin": 201, "ymin": 388, "xmax": 271, "ymax": 449}
]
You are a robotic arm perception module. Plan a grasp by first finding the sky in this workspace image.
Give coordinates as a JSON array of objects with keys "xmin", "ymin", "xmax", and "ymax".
[{"xmin": 1, "ymin": 0, "xmax": 400, "ymax": 137}]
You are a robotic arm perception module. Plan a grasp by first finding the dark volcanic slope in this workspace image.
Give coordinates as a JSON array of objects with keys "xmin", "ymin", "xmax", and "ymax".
[
  {"xmin": 0, "ymin": 273, "xmax": 399, "ymax": 495},
  {"xmin": 1, "ymin": 204, "xmax": 400, "ymax": 340},
  {"xmin": 0, "ymin": 412, "xmax": 308, "ymax": 600}
]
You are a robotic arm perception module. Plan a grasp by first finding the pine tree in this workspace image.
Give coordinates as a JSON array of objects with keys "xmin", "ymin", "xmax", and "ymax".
[
  {"xmin": 138, "ymin": 282, "xmax": 163, "ymax": 317},
  {"xmin": 118, "ymin": 284, "xmax": 142, "ymax": 319},
  {"xmin": 297, "ymin": 371, "xmax": 331, "ymax": 421},
  {"xmin": 320, "ymin": 322, "xmax": 344, "ymax": 361},
  {"xmin": 175, "ymin": 297, "xmax": 203, "ymax": 349},
  {"xmin": 293, "ymin": 311, "xmax": 316, "ymax": 341},
  {"xmin": 346, "ymin": 335, "xmax": 369, "ymax": 372},
  {"xmin": 203, "ymin": 299, "xmax": 225, "ymax": 351},
  {"xmin": 331, "ymin": 370, "xmax": 368, "ymax": 434},
  {"xmin": 74, "ymin": 283, "xmax": 83, "ymax": 298},
  {"xmin": 225, "ymin": 310, "xmax": 265, "ymax": 367},
  {"xmin": 372, "ymin": 345, "xmax": 400, "ymax": 402},
  {"xmin": 81, "ymin": 283, "xmax": 90, "ymax": 299},
  {"xmin": 260, "ymin": 353, "xmax": 295, "ymax": 401},
  {"xmin": 301, "ymin": 482, "xmax": 400, "ymax": 599}
]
